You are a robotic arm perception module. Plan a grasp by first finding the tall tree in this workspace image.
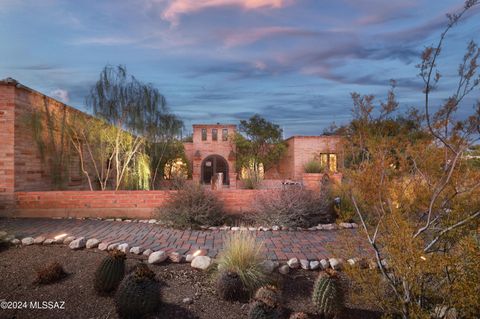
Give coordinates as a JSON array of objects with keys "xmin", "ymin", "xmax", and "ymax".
[
  {"xmin": 85, "ymin": 65, "xmax": 182, "ymax": 190},
  {"xmin": 234, "ymin": 114, "xmax": 286, "ymax": 183}
]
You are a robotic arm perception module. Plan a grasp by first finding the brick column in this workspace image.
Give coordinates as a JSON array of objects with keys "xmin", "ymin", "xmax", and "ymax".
[
  {"xmin": 302, "ymin": 173, "xmax": 323, "ymax": 192},
  {"xmin": 0, "ymin": 83, "xmax": 16, "ymax": 216}
]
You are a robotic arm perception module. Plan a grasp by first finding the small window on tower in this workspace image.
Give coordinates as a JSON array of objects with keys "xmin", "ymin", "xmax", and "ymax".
[
  {"xmin": 212, "ymin": 129, "xmax": 218, "ymax": 141},
  {"xmin": 201, "ymin": 128, "xmax": 207, "ymax": 141},
  {"xmin": 222, "ymin": 128, "xmax": 228, "ymax": 141}
]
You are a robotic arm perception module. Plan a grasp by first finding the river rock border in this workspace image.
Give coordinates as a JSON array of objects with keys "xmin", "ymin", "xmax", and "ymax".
[
  {"xmin": 3, "ymin": 229, "xmax": 379, "ymax": 275},
  {"xmin": 51, "ymin": 216, "xmax": 359, "ymax": 231}
]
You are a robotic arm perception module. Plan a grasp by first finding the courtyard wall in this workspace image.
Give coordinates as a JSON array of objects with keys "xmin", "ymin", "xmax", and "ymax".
[{"xmin": 14, "ymin": 189, "xmax": 271, "ymax": 218}]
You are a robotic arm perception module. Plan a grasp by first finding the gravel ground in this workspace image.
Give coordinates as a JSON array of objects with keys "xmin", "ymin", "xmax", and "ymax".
[{"xmin": 0, "ymin": 245, "xmax": 382, "ymax": 319}]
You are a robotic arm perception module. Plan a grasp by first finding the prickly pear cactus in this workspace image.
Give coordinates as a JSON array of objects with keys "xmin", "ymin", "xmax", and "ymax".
[
  {"xmin": 115, "ymin": 263, "xmax": 161, "ymax": 319},
  {"xmin": 312, "ymin": 269, "xmax": 344, "ymax": 319},
  {"xmin": 94, "ymin": 250, "xmax": 126, "ymax": 294},
  {"xmin": 248, "ymin": 300, "xmax": 281, "ymax": 319}
]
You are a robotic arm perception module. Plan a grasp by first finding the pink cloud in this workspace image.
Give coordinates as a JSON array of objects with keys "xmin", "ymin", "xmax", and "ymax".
[
  {"xmin": 222, "ymin": 26, "xmax": 316, "ymax": 48},
  {"xmin": 161, "ymin": 0, "xmax": 293, "ymax": 25}
]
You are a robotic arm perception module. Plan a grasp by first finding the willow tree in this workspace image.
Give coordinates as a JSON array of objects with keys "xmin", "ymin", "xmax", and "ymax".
[
  {"xmin": 341, "ymin": 2, "xmax": 480, "ymax": 318},
  {"xmin": 86, "ymin": 65, "xmax": 182, "ymax": 190}
]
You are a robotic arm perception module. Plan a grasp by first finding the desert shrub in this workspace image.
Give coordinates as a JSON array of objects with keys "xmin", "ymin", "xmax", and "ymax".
[
  {"xmin": 94, "ymin": 250, "xmax": 126, "ymax": 294},
  {"xmin": 115, "ymin": 263, "xmax": 161, "ymax": 319},
  {"xmin": 157, "ymin": 184, "xmax": 225, "ymax": 229},
  {"xmin": 254, "ymin": 188, "xmax": 334, "ymax": 228},
  {"xmin": 241, "ymin": 167, "xmax": 262, "ymax": 189},
  {"xmin": 34, "ymin": 262, "xmax": 68, "ymax": 285},
  {"xmin": 216, "ymin": 231, "xmax": 268, "ymax": 294},
  {"xmin": 304, "ymin": 160, "xmax": 324, "ymax": 173},
  {"xmin": 331, "ymin": 185, "xmax": 356, "ymax": 223}
]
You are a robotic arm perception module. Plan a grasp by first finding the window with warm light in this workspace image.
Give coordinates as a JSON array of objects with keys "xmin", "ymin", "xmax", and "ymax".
[{"xmin": 317, "ymin": 153, "xmax": 338, "ymax": 172}]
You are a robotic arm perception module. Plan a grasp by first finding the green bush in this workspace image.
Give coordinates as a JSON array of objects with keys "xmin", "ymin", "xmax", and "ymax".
[
  {"xmin": 157, "ymin": 184, "xmax": 225, "ymax": 229},
  {"xmin": 254, "ymin": 188, "xmax": 335, "ymax": 228},
  {"xmin": 304, "ymin": 161, "xmax": 324, "ymax": 173},
  {"xmin": 216, "ymin": 231, "xmax": 268, "ymax": 294}
]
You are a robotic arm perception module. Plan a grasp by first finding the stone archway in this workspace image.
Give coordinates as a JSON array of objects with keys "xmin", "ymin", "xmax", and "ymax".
[{"xmin": 201, "ymin": 155, "xmax": 229, "ymax": 185}]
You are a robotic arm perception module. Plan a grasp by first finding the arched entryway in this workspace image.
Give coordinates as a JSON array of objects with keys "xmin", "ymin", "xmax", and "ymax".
[{"xmin": 201, "ymin": 155, "xmax": 229, "ymax": 185}]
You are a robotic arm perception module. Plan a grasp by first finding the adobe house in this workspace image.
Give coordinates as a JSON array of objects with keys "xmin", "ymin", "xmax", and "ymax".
[{"xmin": 0, "ymin": 78, "xmax": 343, "ymax": 199}]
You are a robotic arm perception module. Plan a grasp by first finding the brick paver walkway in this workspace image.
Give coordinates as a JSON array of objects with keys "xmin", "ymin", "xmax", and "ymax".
[{"xmin": 0, "ymin": 218, "xmax": 373, "ymax": 261}]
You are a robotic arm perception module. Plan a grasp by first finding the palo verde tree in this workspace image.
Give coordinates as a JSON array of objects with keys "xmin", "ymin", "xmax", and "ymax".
[
  {"xmin": 341, "ymin": 2, "xmax": 480, "ymax": 318},
  {"xmin": 233, "ymin": 114, "xmax": 286, "ymax": 188},
  {"xmin": 84, "ymin": 65, "xmax": 182, "ymax": 190}
]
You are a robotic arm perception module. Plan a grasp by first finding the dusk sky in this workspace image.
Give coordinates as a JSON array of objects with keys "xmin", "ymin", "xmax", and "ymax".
[{"xmin": 1, "ymin": 0, "xmax": 479, "ymax": 136}]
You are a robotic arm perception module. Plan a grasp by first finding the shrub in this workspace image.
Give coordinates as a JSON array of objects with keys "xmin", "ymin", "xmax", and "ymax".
[
  {"xmin": 216, "ymin": 231, "xmax": 268, "ymax": 294},
  {"xmin": 304, "ymin": 160, "xmax": 324, "ymax": 173},
  {"xmin": 254, "ymin": 188, "xmax": 334, "ymax": 228},
  {"xmin": 94, "ymin": 250, "xmax": 126, "ymax": 294},
  {"xmin": 157, "ymin": 184, "xmax": 225, "ymax": 229},
  {"xmin": 34, "ymin": 262, "xmax": 68, "ymax": 285},
  {"xmin": 241, "ymin": 167, "xmax": 262, "ymax": 189},
  {"xmin": 216, "ymin": 270, "xmax": 247, "ymax": 301},
  {"xmin": 331, "ymin": 186, "xmax": 356, "ymax": 223},
  {"xmin": 312, "ymin": 269, "xmax": 344, "ymax": 319},
  {"xmin": 115, "ymin": 263, "xmax": 161, "ymax": 319}
]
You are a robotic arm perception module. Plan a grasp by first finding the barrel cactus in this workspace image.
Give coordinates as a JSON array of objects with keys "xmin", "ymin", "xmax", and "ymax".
[
  {"xmin": 216, "ymin": 270, "xmax": 246, "ymax": 301},
  {"xmin": 289, "ymin": 312, "xmax": 309, "ymax": 319},
  {"xmin": 94, "ymin": 250, "xmax": 126, "ymax": 294},
  {"xmin": 312, "ymin": 269, "xmax": 344, "ymax": 319},
  {"xmin": 248, "ymin": 300, "xmax": 281, "ymax": 319},
  {"xmin": 115, "ymin": 263, "xmax": 161, "ymax": 319},
  {"xmin": 254, "ymin": 285, "xmax": 281, "ymax": 307}
]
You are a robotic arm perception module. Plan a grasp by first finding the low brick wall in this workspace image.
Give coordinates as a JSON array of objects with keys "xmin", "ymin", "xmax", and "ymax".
[{"xmin": 14, "ymin": 189, "xmax": 272, "ymax": 219}]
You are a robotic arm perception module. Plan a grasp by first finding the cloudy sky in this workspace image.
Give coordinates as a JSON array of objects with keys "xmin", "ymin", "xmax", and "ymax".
[{"xmin": 1, "ymin": 0, "xmax": 479, "ymax": 136}]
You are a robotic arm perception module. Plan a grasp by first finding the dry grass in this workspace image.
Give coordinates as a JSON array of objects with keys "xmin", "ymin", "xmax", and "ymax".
[{"xmin": 216, "ymin": 231, "xmax": 268, "ymax": 294}]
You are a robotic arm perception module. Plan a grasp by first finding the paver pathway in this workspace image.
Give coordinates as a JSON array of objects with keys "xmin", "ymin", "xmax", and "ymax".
[{"xmin": 0, "ymin": 218, "xmax": 373, "ymax": 261}]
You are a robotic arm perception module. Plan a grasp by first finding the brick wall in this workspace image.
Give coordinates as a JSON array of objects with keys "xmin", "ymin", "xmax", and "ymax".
[
  {"xmin": 13, "ymin": 84, "xmax": 93, "ymax": 191},
  {"xmin": 14, "ymin": 189, "xmax": 271, "ymax": 218},
  {"xmin": 0, "ymin": 84, "xmax": 16, "ymax": 215}
]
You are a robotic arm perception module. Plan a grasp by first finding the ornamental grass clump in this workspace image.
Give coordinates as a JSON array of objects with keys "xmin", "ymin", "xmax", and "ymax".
[
  {"xmin": 216, "ymin": 231, "xmax": 268, "ymax": 295},
  {"xmin": 157, "ymin": 184, "xmax": 225, "ymax": 229}
]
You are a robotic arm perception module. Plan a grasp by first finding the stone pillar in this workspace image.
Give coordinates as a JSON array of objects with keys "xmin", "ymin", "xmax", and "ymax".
[{"xmin": 229, "ymin": 172, "xmax": 237, "ymax": 189}]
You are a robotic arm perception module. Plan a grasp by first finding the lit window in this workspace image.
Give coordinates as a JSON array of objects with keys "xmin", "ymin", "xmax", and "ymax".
[
  {"xmin": 222, "ymin": 128, "xmax": 228, "ymax": 141},
  {"xmin": 318, "ymin": 153, "xmax": 337, "ymax": 172},
  {"xmin": 329, "ymin": 154, "xmax": 337, "ymax": 172},
  {"xmin": 201, "ymin": 128, "xmax": 207, "ymax": 141},
  {"xmin": 212, "ymin": 129, "xmax": 218, "ymax": 141}
]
